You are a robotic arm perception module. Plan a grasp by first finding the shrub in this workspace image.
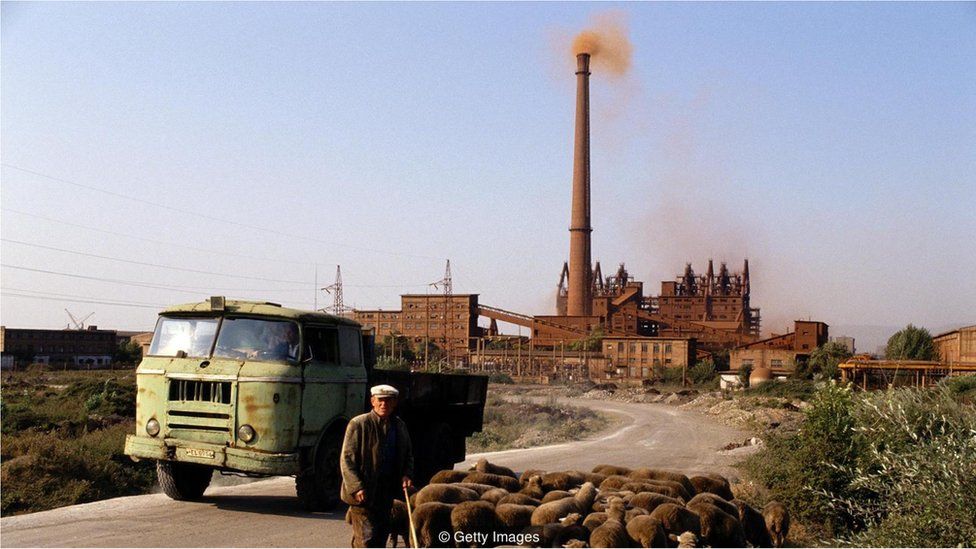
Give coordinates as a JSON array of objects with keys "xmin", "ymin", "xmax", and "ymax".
[
  {"xmin": 741, "ymin": 381, "xmax": 866, "ymax": 536},
  {"xmin": 825, "ymin": 386, "xmax": 976, "ymax": 546},
  {"xmin": 688, "ymin": 359, "xmax": 717, "ymax": 385},
  {"xmin": 738, "ymin": 363, "xmax": 752, "ymax": 388},
  {"xmin": 807, "ymin": 342, "xmax": 853, "ymax": 380},
  {"xmin": 1, "ymin": 422, "xmax": 156, "ymax": 515},
  {"xmin": 488, "ymin": 373, "xmax": 515, "ymax": 384},
  {"xmin": 374, "ymin": 356, "xmax": 411, "ymax": 371}
]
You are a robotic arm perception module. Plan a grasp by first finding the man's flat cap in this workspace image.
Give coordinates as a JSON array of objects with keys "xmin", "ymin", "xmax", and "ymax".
[{"xmin": 370, "ymin": 384, "xmax": 399, "ymax": 398}]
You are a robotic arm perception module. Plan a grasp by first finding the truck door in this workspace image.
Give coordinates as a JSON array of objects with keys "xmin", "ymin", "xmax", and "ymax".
[{"xmin": 300, "ymin": 325, "xmax": 365, "ymax": 441}]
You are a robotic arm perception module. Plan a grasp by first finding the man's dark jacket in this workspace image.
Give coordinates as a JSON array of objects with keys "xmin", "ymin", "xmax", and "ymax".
[{"xmin": 339, "ymin": 411, "xmax": 414, "ymax": 506}]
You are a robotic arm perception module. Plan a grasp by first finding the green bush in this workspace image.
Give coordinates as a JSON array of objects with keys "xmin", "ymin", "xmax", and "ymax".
[
  {"xmin": 943, "ymin": 374, "xmax": 976, "ymax": 405},
  {"xmin": 488, "ymin": 373, "xmax": 515, "ymax": 384},
  {"xmin": 741, "ymin": 381, "xmax": 866, "ymax": 536},
  {"xmin": 885, "ymin": 324, "xmax": 935, "ymax": 360},
  {"xmin": 743, "ymin": 381, "xmax": 976, "ymax": 546},
  {"xmin": 824, "ymin": 386, "xmax": 976, "ymax": 547},
  {"xmin": 374, "ymin": 356, "xmax": 411, "ymax": 371},
  {"xmin": 688, "ymin": 359, "xmax": 717, "ymax": 385},
  {"xmin": 1, "ymin": 422, "xmax": 156, "ymax": 515}
]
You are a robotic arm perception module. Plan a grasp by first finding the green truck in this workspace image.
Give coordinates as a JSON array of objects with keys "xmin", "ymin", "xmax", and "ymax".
[{"xmin": 124, "ymin": 297, "xmax": 488, "ymax": 509}]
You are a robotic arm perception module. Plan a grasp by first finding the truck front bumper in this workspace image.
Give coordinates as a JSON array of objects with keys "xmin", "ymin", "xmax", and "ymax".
[{"xmin": 124, "ymin": 435, "xmax": 300, "ymax": 476}]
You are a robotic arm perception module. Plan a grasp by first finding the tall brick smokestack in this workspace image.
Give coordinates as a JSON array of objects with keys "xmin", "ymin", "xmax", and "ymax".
[{"xmin": 568, "ymin": 53, "xmax": 593, "ymax": 316}]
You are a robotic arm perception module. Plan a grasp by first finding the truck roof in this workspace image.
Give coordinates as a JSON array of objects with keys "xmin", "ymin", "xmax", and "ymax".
[{"xmin": 161, "ymin": 299, "xmax": 361, "ymax": 327}]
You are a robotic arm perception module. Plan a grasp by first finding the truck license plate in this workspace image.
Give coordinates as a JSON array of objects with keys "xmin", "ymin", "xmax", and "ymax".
[{"xmin": 185, "ymin": 448, "xmax": 215, "ymax": 459}]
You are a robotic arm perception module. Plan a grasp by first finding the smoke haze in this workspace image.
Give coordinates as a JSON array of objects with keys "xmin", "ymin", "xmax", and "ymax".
[{"xmin": 571, "ymin": 12, "xmax": 633, "ymax": 77}]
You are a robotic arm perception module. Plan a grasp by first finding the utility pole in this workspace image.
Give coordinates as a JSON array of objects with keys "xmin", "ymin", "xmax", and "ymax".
[
  {"xmin": 429, "ymin": 259, "xmax": 453, "ymax": 368},
  {"xmin": 322, "ymin": 265, "xmax": 344, "ymax": 316}
]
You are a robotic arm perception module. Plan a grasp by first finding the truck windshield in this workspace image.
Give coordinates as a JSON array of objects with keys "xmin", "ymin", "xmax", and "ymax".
[
  {"xmin": 213, "ymin": 318, "xmax": 300, "ymax": 363},
  {"xmin": 149, "ymin": 317, "xmax": 218, "ymax": 358}
]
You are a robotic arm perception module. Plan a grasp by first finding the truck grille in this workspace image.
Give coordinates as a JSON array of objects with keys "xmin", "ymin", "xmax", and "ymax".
[{"xmin": 168, "ymin": 379, "xmax": 232, "ymax": 404}]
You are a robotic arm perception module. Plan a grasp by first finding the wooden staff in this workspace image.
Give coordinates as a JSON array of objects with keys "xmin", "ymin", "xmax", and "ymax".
[{"xmin": 404, "ymin": 486, "xmax": 419, "ymax": 549}]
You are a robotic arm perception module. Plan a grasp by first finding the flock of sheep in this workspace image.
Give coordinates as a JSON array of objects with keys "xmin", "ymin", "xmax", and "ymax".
[{"xmin": 389, "ymin": 459, "xmax": 789, "ymax": 548}]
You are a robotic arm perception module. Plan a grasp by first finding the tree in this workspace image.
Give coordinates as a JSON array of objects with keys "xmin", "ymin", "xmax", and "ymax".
[
  {"xmin": 807, "ymin": 342, "xmax": 853, "ymax": 380},
  {"xmin": 569, "ymin": 327, "xmax": 604, "ymax": 352},
  {"xmin": 113, "ymin": 339, "xmax": 142, "ymax": 365},
  {"xmin": 886, "ymin": 324, "xmax": 935, "ymax": 361}
]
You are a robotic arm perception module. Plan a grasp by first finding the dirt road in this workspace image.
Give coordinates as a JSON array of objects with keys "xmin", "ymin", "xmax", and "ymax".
[{"xmin": 1, "ymin": 399, "xmax": 748, "ymax": 547}]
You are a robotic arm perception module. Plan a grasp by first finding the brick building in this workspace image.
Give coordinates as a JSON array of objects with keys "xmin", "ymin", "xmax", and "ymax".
[
  {"xmin": 597, "ymin": 336, "xmax": 697, "ymax": 381},
  {"xmin": 353, "ymin": 294, "xmax": 480, "ymax": 360},
  {"xmin": 730, "ymin": 320, "xmax": 829, "ymax": 374},
  {"xmin": 0, "ymin": 326, "xmax": 117, "ymax": 367}
]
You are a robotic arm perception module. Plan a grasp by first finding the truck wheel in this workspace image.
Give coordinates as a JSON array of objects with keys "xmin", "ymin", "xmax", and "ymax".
[
  {"xmin": 156, "ymin": 460, "xmax": 213, "ymax": 500},
  {"xmin": 296, "ymin": 431, "xmax": 342, "ymax": 511}
]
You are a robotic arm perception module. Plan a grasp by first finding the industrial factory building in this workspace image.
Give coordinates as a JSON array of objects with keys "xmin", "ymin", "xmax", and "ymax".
[
  {"xmin": 353, "ymin": 50, "xmax": 768, "ymax": 380},
  {"xmin": 0, "ymin": 326, "xmax": 118, "ymax": 368},
  {"xmin": 353, "ymin": 294, "xmax": 481, "ymax": 360},
  {"xmin": 729, "ymin": 320, "xmax": 830, "ymax": 375}
]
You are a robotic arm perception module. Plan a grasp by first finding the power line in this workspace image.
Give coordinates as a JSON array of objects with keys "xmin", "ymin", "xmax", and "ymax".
[
  {"xmin": 2, "ymin": 207, "xmax": 312, "ymax": 267},
  {"xmin": 1, "ymin": 288, "xmax": 166, "ymax": 309},
  {"xmin": 2, "ymin": 211, "xmax": 435, "ymax": 289},
  {"xmin": 1, "ymin": 264, "xmax": 310, "ymax": 293},
  {"xmin": 2, "ymin": 238, "xmax": 309, "ymax": 285},
  {"xmin": 2, "ymin": 163, "xmax": 445, "ymax": 261}
]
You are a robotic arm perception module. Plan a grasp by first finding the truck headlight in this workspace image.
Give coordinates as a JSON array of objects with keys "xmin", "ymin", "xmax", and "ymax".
[
  {"xmin": 146, "ymin": 418, "xmax": 160, "ymax": 437},
  {"xmin": 238, "ymin": 424, "xmax": 256, "ymax": 443}
]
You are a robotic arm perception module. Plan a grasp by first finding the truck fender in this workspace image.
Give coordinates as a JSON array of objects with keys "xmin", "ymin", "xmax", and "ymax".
[{"xmin": 308, "ymin": 416, "xmax": 349, "ymax": 469}]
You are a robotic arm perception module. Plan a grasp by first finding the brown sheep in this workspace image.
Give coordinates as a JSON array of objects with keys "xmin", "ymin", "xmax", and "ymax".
[
  {"xmin": 625, "ymin": 507, "xmax": 648, "ymax": 521},
  {"xmin": 628, "ymin": 492, "xmax": 682, "ymax": 514},
  {"xmin": 520, "ymin": 475, "xmax": 546, "ymax": 499},
  {"xmin": 480, "ymin": 487, "xmax": 510, "ymax": 505},
  {"xmin": 551, "ymin": 513, "xmax": 589, "ymax": 548},
  {"xmin": 562, "ymin": 539, "xmax": 589, "ymax": 548},
  {"xmin": 582, "ymin": 512, "xmax": 607, "ymax": 533},
  {"xmin": 389, "ymin": 499, "xmax": 409, "ymax": 547},
  {"xmin": 625, "ymin": 515, "xmax": 668, "ymax": 548},
  {"xmin": 581, "ymin": 472, "xmax": 608, "ymax": 486},
  {"xmin": 687, "ymin": 492, "xmax": 738, "ymax": 519},
  {"xmin": 591, "ymin": 464, "xmax": 632, "ymax": 476},
  {"xmin": 671, "ymin": 531, "xmax": 699, "ymax": 548},
  {"xmin": 454, "ymin": 482, "xmax": 501, "ymax": 495},
  {"xmin": 598, "ymin": 475, "xmax": 633, "ymax": 492},
  {"xmin": 430, "ymin": 469, "xmax": 470, "ymax": 484},
  {"xmin": 589, "ymin": 497, "xmax": 629, "ymax": 548},
  {"xmin": 452, "ymin": 500, "xmax": 499, "ymax": 548},
  {"xmin": 474, "ymin": 457, "xmax": 519, "ymax": 479},
  {"xmin": 499, "ymin": 493, "xmax": 542, "ymax": 507},
  {"xmin": 693, "ymin": 502, "xmax": 746, "ymax": 548},
  {"xmin": 542, "ymin": 490, "xmax": 572, "ymax": 504},
  {"xmin": 732, "ymin": 499, "xmax": 773, "ymax": 548},
  {"xmin": 688, "ymin": 474, "xmax": 734, "ymax": 501},
  {"xmin": 519, "ymin": 513, "xmax": 586, "ymax": 548},
  {"xmin": 620, "ymin": 481, "xmax": 688, "ymax": 502},
  {"xmin": 496, "ymin": 503, "xmax": 537, "ymax": 534},
  {"xmin": 648, "ymin": 503, "xmax": 701, "ymax": 537},
  {"xmin": 762, "ymin": 501, "xmax": 790, "ymax": 548},
  {"xmin": 413, "ymin": 502, "xmax": 456, "ymax": 548},
  {"xmin": 541, "ymin": 470, "xmax": 587, "ymax": 492},
  {"xmin": 521, "ymin": 468, "xmax": 546, "ymax": 484},
  {"xmin": 415, "ymin": 484, "xmax": 481, "ymax": 506},
  {"xmin": 628, "ymin": 469, "xmax": 696, "ymax": 498},
  {"xmin": 464, "ymin": 471, "xmax": 522, "ymax": 492},
  {"xmin": 531, "ymin": 482, "xmax": 597, "ymax": 526}
]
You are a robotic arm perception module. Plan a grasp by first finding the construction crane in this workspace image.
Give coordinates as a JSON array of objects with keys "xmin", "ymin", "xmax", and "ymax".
[{"xmin": 64, "ymin": 309, "xmax": 94, "ymax": 330}]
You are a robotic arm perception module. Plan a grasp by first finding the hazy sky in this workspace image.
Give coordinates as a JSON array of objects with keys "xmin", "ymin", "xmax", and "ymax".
[{"xmin": 2, "ymin": 2, "xmax": 974, "ymax": 338}]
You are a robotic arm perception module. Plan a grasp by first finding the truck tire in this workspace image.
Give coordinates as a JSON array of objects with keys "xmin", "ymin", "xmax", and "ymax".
[
  {"xmin": 156, "ymin": 460, "xmax": 213, "ymax": 500},
  {"xmin": 296, "ymin": 431, "xmax": 343, "ymax": 511}
]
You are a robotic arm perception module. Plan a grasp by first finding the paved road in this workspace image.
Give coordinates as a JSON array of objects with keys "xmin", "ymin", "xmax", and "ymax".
[{"xmin": 1, "ymin": 398, "xmax": 748, "ymax": 548}]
